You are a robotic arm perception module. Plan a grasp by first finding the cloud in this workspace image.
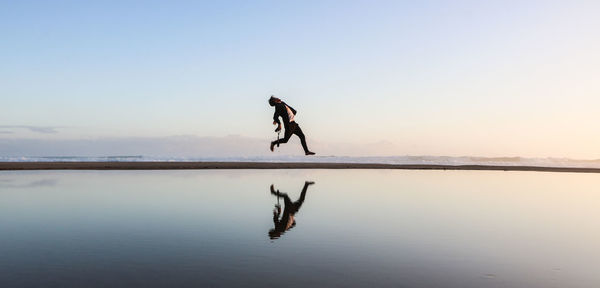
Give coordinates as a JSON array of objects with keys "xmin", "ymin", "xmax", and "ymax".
[{"xmin": 0, "ymin": 125, "xmax": 61, "ymax": 134}]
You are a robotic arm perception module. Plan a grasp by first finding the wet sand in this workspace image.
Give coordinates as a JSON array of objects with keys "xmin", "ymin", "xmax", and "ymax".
[{"xmin": 1, "ymin": 161, "xmax": 600, "ymax": 173}]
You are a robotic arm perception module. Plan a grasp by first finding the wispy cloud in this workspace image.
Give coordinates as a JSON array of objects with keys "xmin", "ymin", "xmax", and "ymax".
[{"xmin": 0, "ymin": 125, "xmax": 61, "ymax": 134}]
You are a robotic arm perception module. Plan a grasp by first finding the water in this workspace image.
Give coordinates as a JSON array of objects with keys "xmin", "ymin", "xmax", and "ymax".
[{"xmin": 1, "ymin": 170, "xmax": 599, "ymax": 287}]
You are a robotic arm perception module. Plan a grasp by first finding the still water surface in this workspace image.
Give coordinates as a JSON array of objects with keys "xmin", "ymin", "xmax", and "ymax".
[{"xmin": 0, "ymin": 170, "xmax": 599, "ymax": 287}]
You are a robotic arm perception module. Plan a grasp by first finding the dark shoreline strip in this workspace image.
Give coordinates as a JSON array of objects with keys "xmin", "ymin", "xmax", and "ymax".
[{"xmin": 1, "ymin": 162, "xmax": 600, "ymax": 173}]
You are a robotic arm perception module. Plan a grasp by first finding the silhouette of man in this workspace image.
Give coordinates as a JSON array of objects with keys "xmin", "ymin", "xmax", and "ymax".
[
  {"xmin": 269, "ymin": 181, "xmax": 314, "ymax": 239},
  {"xmin": 268, "ymin": 96, "xmax": 315, "ymax": 155}
]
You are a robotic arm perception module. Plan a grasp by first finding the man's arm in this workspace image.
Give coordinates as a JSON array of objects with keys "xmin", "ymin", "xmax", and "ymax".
[
  {"xmin": 273, "ymin": 110, "xmax": 280, "ymax": 125},
  {"xmin": 273, "ymin": 110, "xmax": 281, "ymax": 131}
]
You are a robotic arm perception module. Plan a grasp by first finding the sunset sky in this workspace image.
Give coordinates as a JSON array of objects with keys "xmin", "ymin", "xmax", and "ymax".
[{"xmin": 2, "ymin": 0, "xmax": 599, "ymax": 158}]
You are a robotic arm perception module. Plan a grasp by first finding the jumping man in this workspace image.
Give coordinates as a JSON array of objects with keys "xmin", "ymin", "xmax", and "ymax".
[{"xmin": 268, "ymin": 95, "xmax": 315, "ymax": 155}]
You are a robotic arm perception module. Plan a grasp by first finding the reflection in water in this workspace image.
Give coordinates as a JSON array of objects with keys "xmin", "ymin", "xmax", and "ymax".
[
  {"xmin": 269, "ymin": 181, "xmax": 314, "ymax": 240},
  {"xmin": 2, "ymin": 171, "xmax": 600, "ymax": 287}
]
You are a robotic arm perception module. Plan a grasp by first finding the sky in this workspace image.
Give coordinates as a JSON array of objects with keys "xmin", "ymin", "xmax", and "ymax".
[{"xmin": 2, "ymin": 0, "xmax": 599, "ymax": 158}]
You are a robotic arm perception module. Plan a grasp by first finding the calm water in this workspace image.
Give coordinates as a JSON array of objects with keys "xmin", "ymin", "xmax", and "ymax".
[{"xmin": 1, "ymin": 170, "xmax": 599, "ymax": 287}]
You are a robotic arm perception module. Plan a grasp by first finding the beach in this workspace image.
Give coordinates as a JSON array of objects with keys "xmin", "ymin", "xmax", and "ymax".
[{"xmin": 1, "ymin": 161, "xmax": 600, "ymax": 173}]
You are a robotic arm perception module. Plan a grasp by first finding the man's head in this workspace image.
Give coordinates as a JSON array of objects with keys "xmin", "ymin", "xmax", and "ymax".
[{"xmin": 268, "ymin": 95, "xmax": 280, "ymax": 106}]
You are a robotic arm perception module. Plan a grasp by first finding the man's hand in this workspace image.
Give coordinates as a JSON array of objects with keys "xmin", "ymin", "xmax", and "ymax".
[{"xmin": 274, "ymin": 124, "xmax": 281, "ymax": 132}]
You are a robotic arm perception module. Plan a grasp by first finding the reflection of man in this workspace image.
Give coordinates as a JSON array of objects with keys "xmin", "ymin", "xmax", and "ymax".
[{"xmin": 269, "ymin": 181, "xmax": 314, "ymax": 239}]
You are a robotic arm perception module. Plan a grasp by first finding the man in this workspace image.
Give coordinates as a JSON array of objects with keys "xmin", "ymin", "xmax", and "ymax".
[
  {"xmin": 268, "ymin": 95, "xmax": 315, "ymax": 155},
  {"xmin": 269, "ymin": 181, "xmax": 314, "ymax": 239}
]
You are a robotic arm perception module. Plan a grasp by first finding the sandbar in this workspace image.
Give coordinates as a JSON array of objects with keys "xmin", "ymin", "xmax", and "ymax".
[{"xmin": 1, "ymin": 161, "xmax": 599, "ymax": 173}]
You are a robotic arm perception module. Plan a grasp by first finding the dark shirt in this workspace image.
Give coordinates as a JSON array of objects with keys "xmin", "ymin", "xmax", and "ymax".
[{"xmin": 272, "ymin": 102, "xmax": 297, "ymax": 127}]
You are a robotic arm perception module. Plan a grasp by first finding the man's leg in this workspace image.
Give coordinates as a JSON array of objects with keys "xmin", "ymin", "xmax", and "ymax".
[
  {"xmin": 272, "ymin": 129, "xmax": 292, "ymax": 145},
  {"xmin": 270, "ymin": 185, "xmax": 293, "ymax": 207},
  {"xmin": 271, "ymin": 128, "xmax": 293, "ymax": 150},
  {"xmin": 292, "ymin": 181, "xmax": 313, "ymax": 209},
  {"xmin": 293, "ymin": 125, "xmax": 313, "ymax": 155}
]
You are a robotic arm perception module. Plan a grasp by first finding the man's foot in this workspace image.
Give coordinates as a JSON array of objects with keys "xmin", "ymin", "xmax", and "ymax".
[
  {"xmin": 270, "ymin": 142, "xmax": 275, "ymax": 152},
  {"xmin": 305, "ymin": 181, "xmax": 315, "ymax": 185},
  {"xmin": 305, "ymin": 151, "xmax": 315, "ymax": 155}
]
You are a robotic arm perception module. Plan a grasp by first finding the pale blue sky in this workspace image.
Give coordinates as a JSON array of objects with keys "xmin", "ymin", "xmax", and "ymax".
[{"xmin": 2, "ymin": 0, "xmax": 599, "ymax": 157}]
